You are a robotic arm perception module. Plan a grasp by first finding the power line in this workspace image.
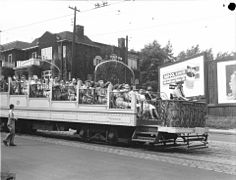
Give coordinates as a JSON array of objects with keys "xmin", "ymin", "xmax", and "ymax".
[
  {"xmin": 89, "ymin": 14, "xmax": 233, "ymax": 37},
  {"xmin": 1, "ymin": 1, "xmax": 127, "ymax": 33},
  {"xmin": 1, "ymin": 14, "xmax": 73, "ymax": 33}
]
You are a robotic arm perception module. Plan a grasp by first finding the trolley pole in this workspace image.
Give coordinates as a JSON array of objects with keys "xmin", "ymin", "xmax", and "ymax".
[{"xmin": 69, "ymin": 6, "xmax": 80, "ymax": 79}]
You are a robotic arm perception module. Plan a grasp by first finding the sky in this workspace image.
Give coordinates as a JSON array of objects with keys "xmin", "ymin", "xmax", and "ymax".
[{"xmin": 0, "ymin": 0, "xmax": 235, "ymax": 57}]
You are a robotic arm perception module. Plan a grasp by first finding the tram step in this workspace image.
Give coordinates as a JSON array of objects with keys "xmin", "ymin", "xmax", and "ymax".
[
  {"xmin": 131, "ymin": 138, "xmax": 156, "ymax": 143},
  {"xmin": 135, "ymin": 131, "xmax": 158, "ymax": 136},
  {"xmin": 188, "ymin": 143, "xmax": 208, "ymax": 150},
  {"xmin": 186, "ymin": 137, "xmax": 206, "ymax": 142},
  {"xmin": 135, "ymin": 125, "xmax": 158, "ymax": 132},
  {"xmin": 132, "ymin": 135, "xmax": 156, "ymax": 142}
]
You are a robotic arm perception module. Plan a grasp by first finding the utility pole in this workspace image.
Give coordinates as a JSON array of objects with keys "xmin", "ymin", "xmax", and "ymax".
[
  {"xmin": 125, "ymin": 35, "xmax": 128, "ymax": 83},
  {"xmin": 125, "ymin": 35, "xmax": 128, "ymax": 64},
  {"xmin": 69, "ymin": 6, "xmax": 80, "ymax": 79}
]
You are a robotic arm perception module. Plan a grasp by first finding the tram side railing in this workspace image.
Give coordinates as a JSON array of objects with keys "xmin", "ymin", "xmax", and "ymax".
[{"xmin": 2, "ymin": 78, "xmax": 137, "ymax": 112}]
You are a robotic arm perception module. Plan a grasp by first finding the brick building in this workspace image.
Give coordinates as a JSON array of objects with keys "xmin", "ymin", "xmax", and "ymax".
[{"xmin": 0, "ymin": 25, "xmax": 139, "ymax": 82}]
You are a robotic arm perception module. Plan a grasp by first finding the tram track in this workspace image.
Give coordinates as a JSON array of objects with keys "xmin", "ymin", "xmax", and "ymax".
[
  {"xmin": 16, "ymin": 129, "xmax": 206, "ymax": 153},
  {"xmin": 2, "ymin": 130, "xmax": 236, "ymax": 176}
]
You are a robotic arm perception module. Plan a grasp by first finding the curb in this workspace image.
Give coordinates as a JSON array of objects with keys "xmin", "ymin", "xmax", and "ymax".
[{"xmin": 209, "ymin": 129, "xmax": 236, "ymax": 135}]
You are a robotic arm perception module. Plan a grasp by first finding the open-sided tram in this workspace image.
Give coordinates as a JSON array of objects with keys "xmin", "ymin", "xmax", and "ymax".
[{"xmin": 0, "ymin": 78, "xmax": 208, "ymax": 149}]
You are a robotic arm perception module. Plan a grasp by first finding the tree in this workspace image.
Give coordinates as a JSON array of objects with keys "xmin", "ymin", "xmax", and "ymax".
[
  {"xmin": 28, "ymin": 65, "xmax": 43, "ymax": 78},
  {"xmin": 176, "ymin": 45, "xmax": 213, "ymax": 61},
  {"xmin": 95, "ymin": 61, "xmax": 134, "ymax": 85},
  {"xmin": 215, "ymin": 51, "xmax": 236, "ymax": 61},
  {"xmin": 1, "ymin": 67, "xmax": 15, "ymax": 80},
  {"xmin": 139, "ymin": 40, "xmax": 174, "ymax": 91},
  {"xmin": 177, "ymin": 45, "xmax": 201, "ymax": 61},
  {"xmin": 162, "ymin": 40, "xmax": 175, "ymax": 63}
]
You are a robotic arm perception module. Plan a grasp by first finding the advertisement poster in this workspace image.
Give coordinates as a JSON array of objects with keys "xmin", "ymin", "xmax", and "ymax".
[
  {"xmin": 217, "ymin": 60, "xmax": 236, "ymax": 104},
  {"xmin": 159, "ymin": 55, "xmax": 205, "ymax": 99}
]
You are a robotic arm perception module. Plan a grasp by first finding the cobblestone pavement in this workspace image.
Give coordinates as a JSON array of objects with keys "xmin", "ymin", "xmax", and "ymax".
[{"xmin": 10, "ymin": 132, "xmax": 236, "ymax": 176}]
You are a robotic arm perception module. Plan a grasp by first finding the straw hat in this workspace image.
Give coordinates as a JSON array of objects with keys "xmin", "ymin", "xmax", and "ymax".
[{"xmin": 124, "ymin": 84, "xmax": 130, "ymax": 89}]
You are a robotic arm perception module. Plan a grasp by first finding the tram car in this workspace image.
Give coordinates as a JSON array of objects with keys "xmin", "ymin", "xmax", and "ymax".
[{"xmin": 0, "ymin": 77, "xmax": 208, "ymax": 149}]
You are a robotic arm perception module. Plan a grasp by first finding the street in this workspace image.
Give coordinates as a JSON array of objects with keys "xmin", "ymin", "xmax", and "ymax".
[{"xmin": 1, "ymin": 132, "xmax": 236, "ymax": 180}]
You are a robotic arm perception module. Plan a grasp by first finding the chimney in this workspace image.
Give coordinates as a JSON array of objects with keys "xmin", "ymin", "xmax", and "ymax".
[
  {"xmin": 75, "ymin": 25, "xmax": 84, "ymax": 38},
  {"xmin": 118, "ymin": 38, "xmax": 125, "ymax": 48}
]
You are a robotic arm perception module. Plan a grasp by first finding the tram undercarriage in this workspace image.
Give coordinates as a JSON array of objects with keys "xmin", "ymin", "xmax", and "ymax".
[{"xmin": 1, "ymin": 117, "xmax": 208, "ymax": 149}]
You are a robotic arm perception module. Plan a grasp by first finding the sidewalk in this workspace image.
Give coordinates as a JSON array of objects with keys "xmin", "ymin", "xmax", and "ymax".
[{"xmin": 209, "ymin": 128, "xmax": 236, "ymax": 135}]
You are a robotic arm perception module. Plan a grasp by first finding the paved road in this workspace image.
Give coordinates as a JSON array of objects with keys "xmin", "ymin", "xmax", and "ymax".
[
  {"xmin": 209, "ymin": 133, "xmax": 236, "ymax": 144},
  {"xmin": 1, "ymin": 133, "xmax": 236, "ymax": 180}
]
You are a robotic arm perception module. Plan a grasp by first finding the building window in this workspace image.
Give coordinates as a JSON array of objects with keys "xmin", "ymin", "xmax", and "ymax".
[
  {"xmin": 41, "ymin": 47, "xmax": 52, "ymax": 60},
  {"xmin": 32, "ymin": 52, "xmax": 37, "ymax": 58},
  {"xmin": 8, "ymin": 54, "xmax": 12, "ymax": 64}
]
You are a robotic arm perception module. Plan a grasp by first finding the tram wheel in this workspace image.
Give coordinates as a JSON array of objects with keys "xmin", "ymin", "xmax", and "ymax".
[
  {"xmin": 107, "ymin": 128, "xmax": 118, "ymax": 143},
  {"xmin": 79, "ymin": 128, "xmax": 86, "ymax": 138}
]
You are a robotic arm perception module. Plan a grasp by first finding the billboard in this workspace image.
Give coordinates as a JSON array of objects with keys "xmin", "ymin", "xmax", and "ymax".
[
  {"xmin": 217, "ymin": 60, "xmax": 236, "ymax": 104},
  {"xmin": 159, "ymin": 55, "xmax": 205, "ymax": 99}
]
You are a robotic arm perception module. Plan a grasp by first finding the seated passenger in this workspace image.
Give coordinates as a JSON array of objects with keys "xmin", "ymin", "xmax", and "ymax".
[
  {"xmin": 172, "ymin": 81, "xmax": 189, "ymax": 101},
  {"xmin": 137, "ymin": 89, "xmax": 159, "ymax": 119},
  {"xmin": 0, "ymin": 76, "xmax": 8, "ymax": 92},
  {"xmin": 114, "ymin": 90, "xmax": 131, "ymax": 109},
  {"xmin": 96, "ymin": 80, "xmax": 107, "ymax": 104},
  {"xmin": 68, "ymin": 85, "xmax": 76, "ymax": 101}
]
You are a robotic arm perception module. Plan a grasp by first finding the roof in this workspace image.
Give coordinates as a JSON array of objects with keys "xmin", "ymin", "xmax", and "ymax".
[
  {"xmin": 31, "ymin": 38, "xmax": 39, "ymax": 46},
  {"xmin": 56, "ymin": 31, "xmax": 99, "ymax": 48},
  {"xmin": 1, "ymin": 41, "xmax": 31, "ymax": 52},
  {"xmin": 1, "ymin": 29, "xmax": 100, "ymax": 52}
]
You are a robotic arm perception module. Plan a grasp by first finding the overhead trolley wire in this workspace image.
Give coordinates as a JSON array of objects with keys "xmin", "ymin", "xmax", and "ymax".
[
  {"xmin": 1, "ymin": 0, "xmax": 127, "ymax": 33},
  {"xmin": 1, "ymin": 14, "xmax": 73, "ymax": 32}
]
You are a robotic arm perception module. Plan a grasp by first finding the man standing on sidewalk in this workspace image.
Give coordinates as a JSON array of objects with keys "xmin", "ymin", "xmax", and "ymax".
[{"xmin": 3, "ymin": 104, "xmax": 17, "ymax": 146}]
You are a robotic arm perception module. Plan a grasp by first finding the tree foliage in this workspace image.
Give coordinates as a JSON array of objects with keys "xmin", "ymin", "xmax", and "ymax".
[
  {"xmin": 139, "ymin": 40, "xmax": 174, "ymax": 90},
  {"xmin": 95, "ymin": 61, "xmax": 134, "ymax": 85},
  {"xmin": 176, "ymin": 45, "xmax": 214, "ymax": 61},
  {"xmin": 1, "ymin": 67, "xmax": 15, "ymax": 79},
  {"xmin": 28, "ymin": 65, "xmax": 43, "ymax": 78},
  {"xmin": 215, "ymin": 51, "xmax": 236, "ymax": 61}
]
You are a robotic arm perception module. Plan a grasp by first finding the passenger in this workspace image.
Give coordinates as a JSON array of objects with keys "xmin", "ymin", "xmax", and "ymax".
[
  {"xmin": 115, "ymin": 90, "xmax": 126, "ymax": 108},
  {"xmin": 71, "ymin": 78, "xmax": 77, "ymax": 86},
  {"xmin": 53, "ymin": 77, "xmax": 60, "ymax": 86},
  {"xmin": 123, "ymin": 84, "xmax": 132, "ymax": 104},
  {"xmin": 3, "ymin": 104, "xmax": 18, "ymax": 146},
  {"xmin": 0, "ymin": 76, "xmax": 8, "ymax": 92},
  {"xmin": 137, "ymin": 89, "xmax": 159, "ymax": 119},
  {"xmin": 68, "ymin": 84, "xmax": 76, "ymax": 101},
  {"xmin": 172, "ymin": 81, "xmax": 189, "ymax": 101},
  {"xmin": 20, "ymin": 75, "xmax": 27, "ymax": 95},
  {"xmin": 30, "ymin": 78, "xmax": 37, "ymax": 97},
  {"xmin": 15, "ymin": 77, "xmax": 22, "ymax": 95},
  {"xmin": 96, "ymin": 80, "xmax": 107, "ymax": 104},
  {"xmin": 10, "ymin": 76, "xmax": 17, "ymax": 94},
  {"xmin": 83, "ymin": 80, "xmax": 94, "ymax": 103},
  {"xmin": 52, "ymin": 84, "xmax": 61, "ymax": 100},
  {"xmin": 115, "ymin": 89, "xmax": 131, "ymax": 109}
]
